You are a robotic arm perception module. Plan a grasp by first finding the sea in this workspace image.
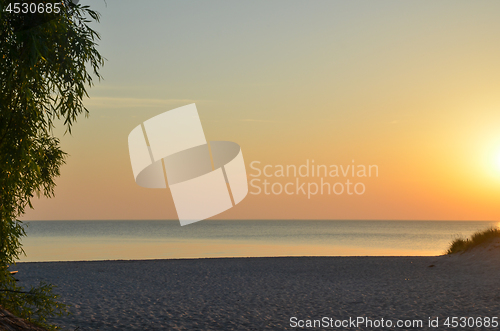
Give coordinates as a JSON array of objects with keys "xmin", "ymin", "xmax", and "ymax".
[{"xmin": 19, "ymin": 220, "xmax": 498, "ymax": 262}]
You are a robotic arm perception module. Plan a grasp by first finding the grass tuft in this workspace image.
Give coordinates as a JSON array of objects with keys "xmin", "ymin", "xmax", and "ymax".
[{"xmin": 446, "ymin": 226, "xmax": 500, "ymax": 255}]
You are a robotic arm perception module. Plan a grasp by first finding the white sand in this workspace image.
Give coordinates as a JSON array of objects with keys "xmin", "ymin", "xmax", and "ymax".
[{"xmin": 15, "ymin": 252, "xmax": 500, "ymax": 330}]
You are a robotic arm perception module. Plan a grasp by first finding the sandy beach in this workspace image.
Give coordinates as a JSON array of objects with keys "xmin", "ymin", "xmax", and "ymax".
[{"xmin": 15, "ymin": 254, "xmax": 500, "ymax": 330}]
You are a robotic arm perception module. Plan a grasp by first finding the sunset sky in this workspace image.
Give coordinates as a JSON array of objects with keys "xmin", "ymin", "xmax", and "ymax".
[{"xmin": 22, "ymin": 0, "xmax": 500, "ymax": 221}]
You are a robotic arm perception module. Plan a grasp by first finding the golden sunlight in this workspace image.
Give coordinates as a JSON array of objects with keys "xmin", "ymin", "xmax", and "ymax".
[
  {"xmin": 483, "ymin": 142, "xmax": 500, "ymax": 179},
  {"xmin": 495, "ymin": 151, "xmax": 500, "ymax": 172}
]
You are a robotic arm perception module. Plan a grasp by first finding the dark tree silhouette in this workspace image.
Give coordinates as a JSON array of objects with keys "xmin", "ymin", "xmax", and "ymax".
[{"xmin": 0, "ymin": 1, "xmax": 104, "ymax": 328}]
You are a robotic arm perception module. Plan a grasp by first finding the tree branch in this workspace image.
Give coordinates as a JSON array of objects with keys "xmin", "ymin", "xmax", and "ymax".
[{"xmin": 0, "ymin": 289, "xmax": 36, "ymax": 295}]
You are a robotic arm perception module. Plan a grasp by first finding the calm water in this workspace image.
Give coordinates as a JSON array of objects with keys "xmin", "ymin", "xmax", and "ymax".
[{"xmin": 19, "ymin": 220, "xmax": 498, "ymax": 262}]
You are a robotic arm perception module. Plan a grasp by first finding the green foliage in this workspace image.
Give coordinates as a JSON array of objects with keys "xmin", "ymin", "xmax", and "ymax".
[
  {"xmin": 0, "ymin": 0, "xmax": 104, "ymax": 328},
  {"xmin": 446, "ymin": 227, "xmax": 500, "ymax": 254},
  {"xmin": 446, "ymin": 237, "xmax": 468, "ymax": 255},
  {"xmin": 0, "ymin": 271, "xmax": 68, "ymax": 330}
]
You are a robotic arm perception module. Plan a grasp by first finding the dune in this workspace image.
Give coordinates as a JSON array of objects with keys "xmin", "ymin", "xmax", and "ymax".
[{"xmin": 432, "ymin": 236, "xmax": 500, "ymax": 269}]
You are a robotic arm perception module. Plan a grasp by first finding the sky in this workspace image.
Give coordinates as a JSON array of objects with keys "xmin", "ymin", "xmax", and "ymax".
[{"xmin": 22, "ymin": 0, "xmax": 500, "ymax": 221}]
